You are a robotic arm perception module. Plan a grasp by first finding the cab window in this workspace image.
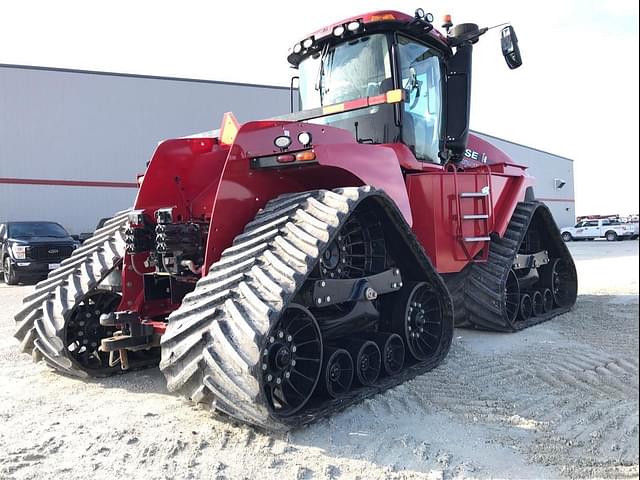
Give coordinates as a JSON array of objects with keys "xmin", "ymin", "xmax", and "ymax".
[
  {"xmin": 585, "ymin": 221, "xmax": 599, "ymax": 227},
  {"xmin": 397, "ymin": 35, "xmax": 443, "ymax": 163}
]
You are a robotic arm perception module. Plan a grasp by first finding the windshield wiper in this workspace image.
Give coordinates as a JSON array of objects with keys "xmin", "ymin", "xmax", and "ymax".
[{"xmin": 315, "ymin": 43, "xmax": 330, "ymax": 105}]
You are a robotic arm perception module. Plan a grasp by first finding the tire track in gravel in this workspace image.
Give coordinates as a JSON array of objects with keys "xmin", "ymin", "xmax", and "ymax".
[{"xmin": 365, "ymin": 296, "xmax": 639, "ymax": 479}]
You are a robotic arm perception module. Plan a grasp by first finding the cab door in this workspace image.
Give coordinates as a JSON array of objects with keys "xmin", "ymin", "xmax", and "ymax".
[
  {"xmin": 396, "ymin": 34, "xmax": 444, "ymax": 164},
  {"xmin": 572, "ymin": 221, "xmax": 587, "ymax": 238},
  {"xmin": 583, "ymin": 220, "xmax": 600, "ymax": 238}
]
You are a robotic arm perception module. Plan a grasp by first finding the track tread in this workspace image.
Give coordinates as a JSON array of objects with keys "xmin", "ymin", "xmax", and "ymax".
[
  {"xmin": 160, "ymin": 187, "xmax": 453, "ymax": 430},
  {"xmin": 13, "ymin": 211, "xmax": 131, "ymax": 377},
  {"xmin": 457, "ymin": 201, "xmax": 578, "ymax": 331}
]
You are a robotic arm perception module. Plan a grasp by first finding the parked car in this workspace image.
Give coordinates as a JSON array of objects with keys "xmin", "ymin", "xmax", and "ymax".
[
  {"xmin": 0, "ymin": 221, "xmax": 77, "ymax": 285},
  {"xmin": 560, "ymin": 219, "xmax": 636, "ymax": 242}
]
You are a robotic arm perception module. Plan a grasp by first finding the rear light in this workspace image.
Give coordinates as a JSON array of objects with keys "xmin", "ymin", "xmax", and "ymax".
[
  {"xmin": 276, "ymin": 154, "xmax": 296, "ymax": 163},
  {"xmin": 188, "ymin": 138, "xmax": 215, "ymax": 154},
  {"xmin": 296, "ymin": 150, "xmax": 316, "ymax": 162}
]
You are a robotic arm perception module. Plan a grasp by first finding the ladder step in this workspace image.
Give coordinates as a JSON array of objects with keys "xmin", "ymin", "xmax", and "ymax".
[
  {"xmin": 463, "ymin": 236, "xmax": 491, "ymax": 242},
  {"xmin": 460, "ymin": 192, "xmax": 489, "ymax": 198},
  {"xmin": 463, "ymin": 214, "xmax": 489, "ymax": 220}
]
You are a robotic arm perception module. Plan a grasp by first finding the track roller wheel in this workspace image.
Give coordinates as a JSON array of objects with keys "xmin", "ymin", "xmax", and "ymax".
[
  {"xmin": 261, "ymin": 305, "xmax": 323, "ymax": 418},
  {"xmin": 531, "ymin": 291, "xmax": 544, "ymax": 317},
  {"xmin": 393, "ymin": 282, "xmax": 445, "ymax": 361},
  {"xmin": 518, "ymin": 293, "xmax": 533, "ymax": 321},
  {"xmin": 318, "ymin": 347, "xmax": 353, "ymax": 399},
  {"xmin": 542, "ymin": 288, "xmax": 554, "ymax": 313},
  {"xmin": 362, "ymin": 332, "xmax": 405, "ymax": 376},
  {"xmin": 541, "ymin": 258, "xmax": 574, "ymax": 308},
  {"xmin": 339, "ymin": 339, "xmax": 381, "ymax": 386}
]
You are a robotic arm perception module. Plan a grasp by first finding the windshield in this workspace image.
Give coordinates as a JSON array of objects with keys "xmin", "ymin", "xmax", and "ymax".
[
  {"xmin": 8, "ymin": 222, "xmax": 69, "ymax": 238},
  {"xmin": 298, "ymin": 34, "xmax": 398, "ymax": 144},
  {"xmin": 299, "ymin": 34, "xmax": 393, "ymax": 109}
]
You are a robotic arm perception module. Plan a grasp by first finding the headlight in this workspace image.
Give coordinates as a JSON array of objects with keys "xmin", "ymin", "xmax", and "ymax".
[{"xmin": 11, "ymin": 244, "xmax": 27, "ymax": 259}]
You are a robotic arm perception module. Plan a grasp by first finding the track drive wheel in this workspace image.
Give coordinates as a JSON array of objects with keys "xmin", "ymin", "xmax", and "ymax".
[
  {"xmin": 63, "ymin": 289, "xmax": 121, "ymax": 373},
  {"xmin": 504, "ymin": 269, "xmax": 521, "ymax": 326},
  {"xmin": 393, "ymin": 282, "xmax": 445, "ymax": 361}
]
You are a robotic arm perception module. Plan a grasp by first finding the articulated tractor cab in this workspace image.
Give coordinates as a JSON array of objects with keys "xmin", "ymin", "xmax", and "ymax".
[{"xmin": 14, "ymin": 9, "xmax": 577, "ymax": 430}]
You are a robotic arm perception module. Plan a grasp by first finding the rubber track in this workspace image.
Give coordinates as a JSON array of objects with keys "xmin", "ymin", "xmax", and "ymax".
[
  {"xmin": 160, "ymin": 187, "xmax": 454, "ymax": 431},
  {"xmin": 13, "ymin": 210, "xmax": 131, "ymax": 377},
  {"xmin": 455, "ymin": 201, "xmax": 578, "ymax": 332}
]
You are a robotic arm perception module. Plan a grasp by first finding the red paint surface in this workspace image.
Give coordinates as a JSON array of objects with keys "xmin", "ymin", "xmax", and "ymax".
[{"xmin": 117, "ymin": 121, "xmax": 533, "ymax": 312}]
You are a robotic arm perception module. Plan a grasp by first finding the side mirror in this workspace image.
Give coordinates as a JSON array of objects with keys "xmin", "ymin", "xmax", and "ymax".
[{"xmin": 501, "ymin": 26, "xmax": 522, "ymax": 70}]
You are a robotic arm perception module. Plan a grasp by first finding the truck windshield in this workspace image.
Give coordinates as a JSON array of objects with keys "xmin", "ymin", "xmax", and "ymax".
[
  {"xmin": 299, "ymin": 34, "xmax": 393, "ymax": 109},
  {"xmin": 298, "ymin": 34, "xmax": 398, "ymax": 144},
  {"xmin": 8, "ymin": 222, "xmax": 69, "ymax": 238}
]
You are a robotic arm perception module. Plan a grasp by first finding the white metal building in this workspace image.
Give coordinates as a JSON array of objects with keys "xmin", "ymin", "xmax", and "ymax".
[{"xmin": 0, "ymin": 64, "xmax": 575, "ymax": 234}]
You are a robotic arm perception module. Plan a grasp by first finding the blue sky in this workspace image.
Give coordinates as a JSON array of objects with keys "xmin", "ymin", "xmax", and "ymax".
[{"xmin": 1, "ymin": 0, "xmax": 638, "ymax": 215}]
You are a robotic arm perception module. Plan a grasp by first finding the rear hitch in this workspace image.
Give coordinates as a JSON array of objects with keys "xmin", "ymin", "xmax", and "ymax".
[{"xmin": 99, "ymin": 311, "xmax": 159, "ymax": 370}]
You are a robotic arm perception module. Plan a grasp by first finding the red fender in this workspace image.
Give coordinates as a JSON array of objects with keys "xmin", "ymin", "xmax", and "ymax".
[{"xmin": 204, "ymin": 121, "xmax": 410, "ymax": 268}]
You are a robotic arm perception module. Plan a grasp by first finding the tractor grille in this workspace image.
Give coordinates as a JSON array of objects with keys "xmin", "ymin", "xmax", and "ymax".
[{"xmin": 29, "ymin": 245, "xmax": 74, "ymax": 261}]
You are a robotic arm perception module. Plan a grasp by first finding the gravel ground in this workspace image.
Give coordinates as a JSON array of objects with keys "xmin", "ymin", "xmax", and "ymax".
[{"xmin": 0, "ymin": 240, "xmax": 637, "ymax": 480}]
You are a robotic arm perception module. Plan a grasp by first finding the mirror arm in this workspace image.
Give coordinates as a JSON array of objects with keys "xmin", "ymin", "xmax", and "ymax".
[{"xmin": 449, "ymin": 27, "xmax": 488, "ymax": 47}]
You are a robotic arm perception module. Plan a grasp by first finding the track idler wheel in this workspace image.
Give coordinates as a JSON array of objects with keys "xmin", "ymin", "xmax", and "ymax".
[
  {"xmin": 541, "ymin": 258, "xmax": 574, "ymax": 307},
  {"xmin": 318, "ymin": 347, "xmax": 354, "ymax": 399},
  {"xmin": 338, "ymin": 339, "xmax": 381, "ymax": 387},
  {"xmin": 518, "ymin": 293, "xmax": 533, "ymax": 321},
  {"xmin": 261, "ymin": 305, "xmax": 323, "ymax": 418},
  {"xmin": 393, "ymin": 282, "xmax": 445, "ymax": 361},
  {"xmin": 542, "ymin": 288, "xmax": 554, "ymax": 313},
  {"xmin": 362, "ymin": 332, "xmax": 405, "ymax": 376},
  {"xmin": 532, "ymin": 291, "xmax": 544, "ymax": 317}
]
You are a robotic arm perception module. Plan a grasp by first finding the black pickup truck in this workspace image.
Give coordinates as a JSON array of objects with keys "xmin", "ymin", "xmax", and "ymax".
[{"xmin": 0, "ymin": 221, "xmax": 78, "ymax": 285}]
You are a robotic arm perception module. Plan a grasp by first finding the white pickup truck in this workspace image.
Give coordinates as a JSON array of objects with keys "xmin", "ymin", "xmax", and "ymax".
[{"xmin": 561, "ymin": 219, "xmax": 637, "ymax": 242}]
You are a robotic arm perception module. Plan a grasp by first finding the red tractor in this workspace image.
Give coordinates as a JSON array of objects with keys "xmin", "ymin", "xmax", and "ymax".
[{"xmin": 14, "ymin": 9, "xmax": 577, "ymax": 430}]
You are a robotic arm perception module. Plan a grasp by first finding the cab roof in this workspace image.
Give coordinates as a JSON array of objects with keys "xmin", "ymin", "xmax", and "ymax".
[{"xmin": 287, "ymin": 10, "xmax": 451, "ymax": 67}]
